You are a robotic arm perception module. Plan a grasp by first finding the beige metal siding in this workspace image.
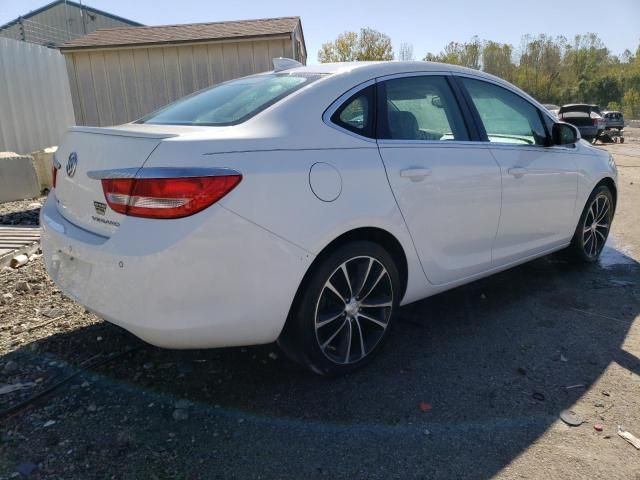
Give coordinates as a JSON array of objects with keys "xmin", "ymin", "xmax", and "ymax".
[
  {"xmin": 65, "ymin": 37, "xmax": 296, "ymax": 126},
  {"xmin": 0, "ymin": 37, "xmax": 75, "ymax": 153},
  {"xmin": 0, "ymin": 3, "xmax": 136, "ymax": 47}
]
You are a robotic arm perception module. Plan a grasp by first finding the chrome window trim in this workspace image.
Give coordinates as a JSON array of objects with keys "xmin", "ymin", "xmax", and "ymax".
[
  {"xmin": 374, "ymin": 70, "xmax": 452, "ymax": 82},
  {"xmin": 377, "ymin": 139, "xmax": 485, "ymax": 148},
  {"xmin": 87, "ymin": 167, "xmax": 241, "ymax": 180},
  {"xmin": 322, "ymin": 79, "xmax": 377, "ymax": 143}
]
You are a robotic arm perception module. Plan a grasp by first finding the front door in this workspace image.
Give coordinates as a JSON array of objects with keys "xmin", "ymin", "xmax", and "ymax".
[
  {"xmin": 458, "ymin": 77, "xmax": 578, "ymax": 265},
  {"xmin": 376, "ymin": 74, "xmax": 502, "ymax": 285}
]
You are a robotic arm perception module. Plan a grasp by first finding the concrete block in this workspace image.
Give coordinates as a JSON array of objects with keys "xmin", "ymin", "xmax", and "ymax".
[
  {"xmin": 29, "ymin": 146, "xmax": 57, "ymax": 192},
  {"xmin": 0, "ymin": 152, "xmax": 40, "ymax": 203}
]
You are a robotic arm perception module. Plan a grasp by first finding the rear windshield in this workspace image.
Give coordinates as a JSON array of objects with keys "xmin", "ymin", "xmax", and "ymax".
[
  {"xmin": 139, "ymin": 72, "xmax": 324, "ymax": 126},
  {"xmin": 559, "ymin": 105, "xmax": 591, "ymax": 114}
]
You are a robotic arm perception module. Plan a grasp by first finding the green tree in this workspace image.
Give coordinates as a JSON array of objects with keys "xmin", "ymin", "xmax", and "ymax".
[
  {"xmin": 623, "ymin": 88, "xmax": 640, "ymax": 118},
  {"xmin": 318, "ymin": 28, "xmax": 393, "ymax": 63},
  {"xmin": 482, "ymin": 41, "xmax": 514, "ymax": 81},
  {"xmin": 423, "ymin": 37, "xmax": 481, "ymax": 69}
]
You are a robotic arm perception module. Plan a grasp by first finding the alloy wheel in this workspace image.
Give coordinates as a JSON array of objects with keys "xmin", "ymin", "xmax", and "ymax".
[
  {"xmin": 582, "ymin": 193, "xmax": 611, "ymax": 258},
  {"xmin": 314, "ymin": 256, "xmax": 393, "ymax": 365}
]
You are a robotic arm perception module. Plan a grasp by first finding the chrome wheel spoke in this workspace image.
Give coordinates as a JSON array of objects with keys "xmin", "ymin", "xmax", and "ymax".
[
  {"xmin": 360, "ymin": 269, "xmax": 388, "ymax": 302},
  {"xmin": 340, "ymin": 263, "xmax": 353, "ymax": 298},
  {"xmin": 357, "ymin": 312, "xmax": 387, "ymax": 329},
  {"xmin": 321, "ymin": 319, "xmax": 347, "ymax": 350},
  {"xmin": 360, "ymin": 300, "xmax": 393, "ymax": 308},
  {"xmin": 344, "ymin": 320, "xmax": 352, "ymax": 363},
  {"xmin": 316, "ymin": 311, "xmax": 344, "ymax": 329},
  {"xmin": 595, "ymin": 204, "xmax": 609, "ymax": 223},
  {"xmin": 315, "ymin": 255, "xmax": 394, "ymax": 365},
  {"xmin": 355, "ymin": 258, "xmax": 374, "ymax": 298},
  {"xmin": 325, "ymin": 280, "xmax": 346, "ymax": 304},
  {"xmin": 354, "ymin": 317, "xmax": 366, "ymax": 359},
  {"xmin": 594, "ymin": 228, "xmax": 607, "ymax": 244}
]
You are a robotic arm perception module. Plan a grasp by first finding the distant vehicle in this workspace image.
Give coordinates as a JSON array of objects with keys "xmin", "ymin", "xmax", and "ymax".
[
  {"xmin": 543, "ymin": 104, "xmax": 560, "ymax": 118},
  {"xmin": 558, "ymin": 104, "xmax": 605, "ymax": 142},
  {"xmin": 602, "ymin": 111, "xmax": 624, "ymax": 131},
  {"xmin": 42, "ymin": 61, "xmax": 617, "ymax": 375}
]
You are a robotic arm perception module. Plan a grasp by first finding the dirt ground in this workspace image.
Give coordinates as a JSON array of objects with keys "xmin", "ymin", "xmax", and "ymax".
[{"xmin": 0, "ymin": 130, "xmax": 639, "ymax": 479}]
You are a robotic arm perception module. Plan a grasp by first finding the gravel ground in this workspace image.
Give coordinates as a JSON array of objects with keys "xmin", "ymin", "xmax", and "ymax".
[
  {"xmin": 0, "ymin": 198, "xmax": 44, "ymax": 227},
  {"xmin": 0, "ymin": 133, "xmax": 639, "ymax": 479}
]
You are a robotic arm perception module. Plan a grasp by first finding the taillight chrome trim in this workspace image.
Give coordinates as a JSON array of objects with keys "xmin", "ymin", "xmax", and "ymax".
[{"xmin": 87, "ymin": 167, "xmax": 241, "ymax": 180}]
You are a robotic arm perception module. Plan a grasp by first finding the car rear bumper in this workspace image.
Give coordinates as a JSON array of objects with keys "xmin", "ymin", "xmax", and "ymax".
[
  {"xmin": 577, "ymin": 125, "xmax": 599, "ymax": 138},
  {"xmin": 41, "ymin": 194, "xmax": 314, "ymax": 349}
]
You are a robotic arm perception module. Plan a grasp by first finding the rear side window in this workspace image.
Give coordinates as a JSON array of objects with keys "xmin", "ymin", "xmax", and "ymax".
[
  {"xmin": 139, "ymin": 73, "xmax": 323, "ymax": 126},
  {"xmin": 462, "ymin": 78, "xmax": 548, "ymax": 146},
  {"xmin": 378, "ymin": 75, "xmax": 469, "ymax": 141},
  {"xmin": 330, "ymin": 85, "xmax": 375, "ymax": 138}
]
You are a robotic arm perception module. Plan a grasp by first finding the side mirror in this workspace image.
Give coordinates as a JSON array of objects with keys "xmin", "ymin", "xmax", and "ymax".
[
  {"xmin": 552, "ymin": 122, "xmax": 580, "ymax": 145},
  {"xmin": 431, "ymin": 96, "xmax": 443, "ymax": 108}
]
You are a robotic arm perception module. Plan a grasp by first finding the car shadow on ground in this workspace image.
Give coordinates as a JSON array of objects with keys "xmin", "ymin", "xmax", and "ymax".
[{"xmin": 2, "ymin": 246, "xmax": 639, "ymax": 479}]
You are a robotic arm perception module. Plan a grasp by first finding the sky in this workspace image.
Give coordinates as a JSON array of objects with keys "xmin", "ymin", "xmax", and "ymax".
[{"xmin": 1, "ymin": 0, "xmax": 639, "ymax": 63}]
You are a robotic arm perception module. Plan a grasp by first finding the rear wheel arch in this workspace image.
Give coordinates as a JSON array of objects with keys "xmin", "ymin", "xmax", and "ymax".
[
  {"xmin": 287, "ymin": 227, "xmax": 408, "ymax": 324},
  {"xmin": 312, "ymin": 227, "xmax": 408, "ymax": 301}
]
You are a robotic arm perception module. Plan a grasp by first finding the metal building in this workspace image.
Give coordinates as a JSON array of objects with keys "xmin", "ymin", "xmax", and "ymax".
[
  {"xmin": 59, "ymin": 17, "xmax": 307, "ymax": 126},
  {"xmin": 0, "ymin": 0, "xmax": 142, "ymax": 48}
]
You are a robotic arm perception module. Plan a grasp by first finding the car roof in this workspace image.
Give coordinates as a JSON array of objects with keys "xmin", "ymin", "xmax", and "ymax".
[
  {"xmin": 278, "ymin": 61, "xmax": 550, "ymax": 121},
  {"xmin": 285, "ymin": 60, "xmax": 494, "ymax": 79}
]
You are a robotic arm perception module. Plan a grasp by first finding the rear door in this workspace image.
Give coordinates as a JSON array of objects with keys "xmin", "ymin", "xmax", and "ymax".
[
  {"xmin": 376, "ymin": 73, "xmax": 502, "ymax": 285},
  {"xmin": 457, "ymin": 76, "xmax": 578, "ymax": 265}
]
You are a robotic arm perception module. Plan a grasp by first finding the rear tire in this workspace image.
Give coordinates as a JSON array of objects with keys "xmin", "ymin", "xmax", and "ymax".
[
  {"xmin": 567, "ymin": 185, "xmax": 613, "ymax": 263},
  {"xmin": 278, "ymin": 241, "xmax": 400, "ymax": 376}
]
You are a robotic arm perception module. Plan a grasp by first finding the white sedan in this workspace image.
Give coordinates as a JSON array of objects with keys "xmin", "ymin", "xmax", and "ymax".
[{"xmin": 42, "ymin": 60, "xmax": 617, "ymax": 375}]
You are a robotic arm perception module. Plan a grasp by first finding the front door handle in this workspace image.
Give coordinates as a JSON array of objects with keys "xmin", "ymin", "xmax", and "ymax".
[
  {"xmin": 508, "ymin": 167, "xmax": 527, "ymax": 178},
  {"xmin": 400, "ymin": 168, "xmax": 432, "ymax": 178}
]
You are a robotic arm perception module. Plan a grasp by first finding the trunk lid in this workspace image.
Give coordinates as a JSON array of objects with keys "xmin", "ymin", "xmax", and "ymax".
[{"xmin": 53, "ymin": 125, "xmax": 204, "ymax": 236}]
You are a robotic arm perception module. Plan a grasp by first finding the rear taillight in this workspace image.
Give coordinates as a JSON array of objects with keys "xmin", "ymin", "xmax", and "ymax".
[{"xmin": 101, "ymin": 175, "xmax": 241, "ymax": 219}]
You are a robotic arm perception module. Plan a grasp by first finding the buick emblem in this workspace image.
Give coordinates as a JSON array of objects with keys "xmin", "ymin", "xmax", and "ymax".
[{"xmin": 66, "ymin": 152, "xmax": 78, "ymax": 177}]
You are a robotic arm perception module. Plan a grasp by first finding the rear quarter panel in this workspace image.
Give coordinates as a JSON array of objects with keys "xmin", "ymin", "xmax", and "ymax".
[{"xmin": 142, "ymin": 131, "xmax": 429, "ymax": 305}]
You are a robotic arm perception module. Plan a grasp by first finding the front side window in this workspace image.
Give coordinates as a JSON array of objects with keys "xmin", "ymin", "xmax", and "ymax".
[
  {"xmin": 378, "ymin": 75, "xmax": 469, "ymax": 141},
  {"xmin": 461, "ymin": 78, "xmax": 548, "ymax": 146},
  {"xmin": 140, "ymin": 73, "xmax": 324, "ymax": 126}
]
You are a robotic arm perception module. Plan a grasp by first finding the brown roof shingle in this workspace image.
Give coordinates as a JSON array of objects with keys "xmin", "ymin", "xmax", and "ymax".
[{"xmin": 61, "ymin": 16, "xmax": 300, "ymax": 49}]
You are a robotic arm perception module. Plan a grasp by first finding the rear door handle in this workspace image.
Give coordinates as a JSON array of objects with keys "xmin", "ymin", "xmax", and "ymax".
[
  {"xmin": 508, "ymin": 167, "xmax": 527, "ymax": 177},
  {"xmin": 400, "ymin": 168, "xmax": 432, "ymax": 178}
]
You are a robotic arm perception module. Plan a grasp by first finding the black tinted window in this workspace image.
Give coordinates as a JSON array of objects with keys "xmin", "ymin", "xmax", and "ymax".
[
  {"xmin": 331, "ymin": 85, "xmax": 375, "ymax": 138},
  {"xmin": 378, "ymin": 76, "xmax": 469, "ymax": 141},
  {"xmin": 140, "ymin": 73, "xmax": 323, "ymax": 126}
]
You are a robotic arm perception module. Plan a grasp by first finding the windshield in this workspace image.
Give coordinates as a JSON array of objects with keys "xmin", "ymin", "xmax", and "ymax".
[{"xmin": 139, "ymin": 72, "xmax": 324, "ymax": 126}]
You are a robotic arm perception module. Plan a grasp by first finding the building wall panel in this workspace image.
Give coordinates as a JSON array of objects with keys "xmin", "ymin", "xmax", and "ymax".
[
  {"xmin": 64, "ymin": 35, "xmax": 301, "ymax": 126},
  {"xmin": 0, "ymin": 37, "xmax": 75, "ymax": 153}
]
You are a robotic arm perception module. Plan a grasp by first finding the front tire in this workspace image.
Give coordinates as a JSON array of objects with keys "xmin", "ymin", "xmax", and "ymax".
[
  {"xmin": 568, "ymin": 185, "xmax": 613, "ymax": 262},
  {"xmin": 279, "ymin": 241, "xmax": 400, "ymax": 376}
]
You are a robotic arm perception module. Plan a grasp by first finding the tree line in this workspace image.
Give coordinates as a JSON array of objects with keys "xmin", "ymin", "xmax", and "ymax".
[{"xmin": 319, "ymin": 29, "xmax": 640, "ymax": 118}]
